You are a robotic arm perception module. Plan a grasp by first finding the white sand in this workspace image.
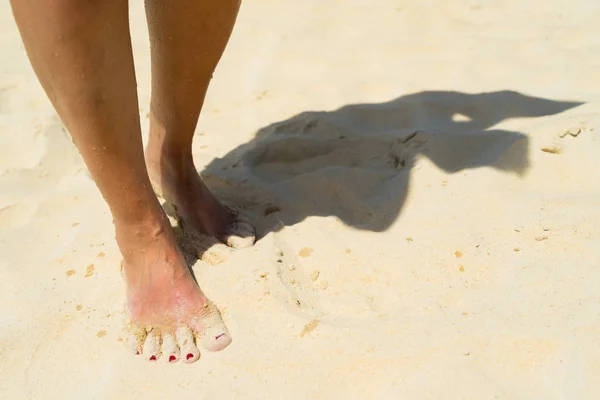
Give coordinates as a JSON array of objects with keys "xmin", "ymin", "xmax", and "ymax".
[{"xmin": 2, "ymin": 0, "xmax": 600, "ymax": 398}]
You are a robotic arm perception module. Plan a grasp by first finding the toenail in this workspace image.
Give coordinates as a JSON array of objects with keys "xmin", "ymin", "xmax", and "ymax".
[
  {"xmin": 135, "ymin": 351, "xmax": 140, "ymax": 355},
  {"xmin": 149, "ymin": 355, "xmax": 157, "ymax": 361},
  {"xmin": 169, "ymin": 355, "xmax": 176, "ymax": 362},
  {"xmin": 186, "ymin": 353, "xmax": 194, "ymax": 360}
]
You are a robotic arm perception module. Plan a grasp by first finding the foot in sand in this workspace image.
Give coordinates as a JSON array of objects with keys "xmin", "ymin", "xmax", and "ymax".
[
  {"xmin": 10, "ymin": 0, "xmax": 245, "ymax": 364},
  {"xmin": 120, "ymin": 218, "xmax": 231, "ymax": 363},
  {"xmin": 146, "ymin": 153, "xmax": 255, "ymax": 249}
]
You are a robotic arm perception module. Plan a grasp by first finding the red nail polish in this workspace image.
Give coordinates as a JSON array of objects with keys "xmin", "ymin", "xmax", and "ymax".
[
  {"xmin": 169, "ymin": 355, "xmax": 176, "ymax": 362},
  {"xmin": 135, "ymin": 351, "xmax": 140, "ymax": 355},
  {"xmin": 149, "ymin": 355, "xmax": 157, "ymax": 361},
  {"xmin": 186, "ymin": 353, "xmax": 194, "ymax": 360},
  {"xmin": 215, "ymin": 333, "xmax": 225, "ymax": 340}
]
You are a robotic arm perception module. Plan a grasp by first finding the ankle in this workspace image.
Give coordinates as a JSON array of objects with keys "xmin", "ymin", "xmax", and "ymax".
[
  {"xmin": 146, "ymin": 127, "xmax": 194, "ymax": 178},
  {"xmin": 148, "ymin": 149, "xmax": 195, "ymax": 182},
  {"xmin": 114, "ymin": 209, "xmax": 171, "ymax": 251},
  {"xmin": 116, "ymin": 196, "xmax": 171, "ymax": 225},
  {"xmin": 116, "ymin": 215, "xmax": 187, "ymax": 283}
]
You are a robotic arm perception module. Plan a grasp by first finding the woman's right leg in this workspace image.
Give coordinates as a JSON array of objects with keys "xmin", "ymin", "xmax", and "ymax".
[{"xmin": 10, "ymin": 0, "xmax": 231, "ymax": 363}]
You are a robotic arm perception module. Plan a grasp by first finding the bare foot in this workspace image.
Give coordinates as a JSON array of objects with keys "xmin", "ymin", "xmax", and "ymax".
[
  {"xmin": 146, "ymin": 154, "xmax": 255, "ymax": 249},
  {"xmin": 118, "ymin": 217, "xmax": 231, "ymax": 363}
]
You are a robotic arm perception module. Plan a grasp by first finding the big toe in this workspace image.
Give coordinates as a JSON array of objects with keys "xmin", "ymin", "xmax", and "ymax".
[
  {"xmin": 221, "ymin": 209, "xmax": 256, "ymax": 249},
  {"xmin": 192, "ymin": 301, "xmax": 232, "ymax": 352},
  {"xmin": 199, "ymin": 325, "xmax": 232, "ymax": 352}
]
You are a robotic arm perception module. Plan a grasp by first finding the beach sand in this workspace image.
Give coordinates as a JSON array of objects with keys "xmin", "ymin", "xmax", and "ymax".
[{"xmin": 2, "ymin": 0, "xmax": 600, "ymax": 398}]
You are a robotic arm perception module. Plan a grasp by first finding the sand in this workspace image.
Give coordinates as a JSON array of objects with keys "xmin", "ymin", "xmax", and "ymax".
[{"xmin": 2, "ymin": 0, "xmax": 600, "ymax": 398}]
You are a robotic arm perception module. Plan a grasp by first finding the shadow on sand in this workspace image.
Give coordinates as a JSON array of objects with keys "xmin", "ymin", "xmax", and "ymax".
[{"xmin": 199, "ymin": 90, "xmax": 581, "ymax": 238}]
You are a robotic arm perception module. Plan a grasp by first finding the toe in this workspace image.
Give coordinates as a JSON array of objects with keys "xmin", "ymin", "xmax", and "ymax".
[
  {"xmin": 175, "ymin": 326, "xmax": 200, "ymax": 363},
  {"xmin": 180, "ymin": 229, "xmax": 231, "ymax": 265},
  {"xmin": 142, "ymin": 329, "xmax": 161, "ymax": 361},
  {"xmin": 161, "ymin": 332, "xmax": 180, "ymax": 363},
  {"xmin": 126, "ymin": 323, "xmax": 147, "ymax": 355},
  {"xmin": 200, "ymin": 242, "xmax": 232, "ymax": 265},
  {"xmin": 199, "ymin": 327, "xmax": 232, "ymax": 352},
  {"xmin": 222, "ymin": 212, "xmax": 256, "ymax": 249},
  {"xmin": 192, "ymin": 301, "xmax": 232, "ymax": 352}
]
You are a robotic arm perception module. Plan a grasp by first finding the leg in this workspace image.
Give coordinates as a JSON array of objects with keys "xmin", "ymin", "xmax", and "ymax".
[
  {"xmin": 10, "ymin": 0, "xmax": 231, "ymax": 363},
  {"xmin": 144, "ymin": 0, "xmax": 255, "ymax": 248}
]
